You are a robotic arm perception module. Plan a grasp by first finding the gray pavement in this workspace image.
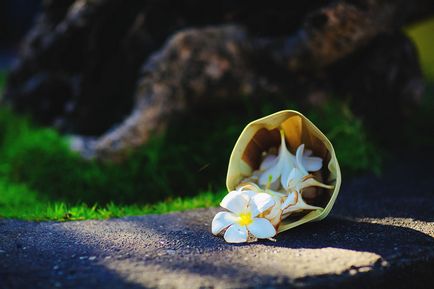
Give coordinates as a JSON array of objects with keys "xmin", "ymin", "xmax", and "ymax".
[{"xmin": 0, "ymin": 155, "xmax": 433, "ymax": 289}]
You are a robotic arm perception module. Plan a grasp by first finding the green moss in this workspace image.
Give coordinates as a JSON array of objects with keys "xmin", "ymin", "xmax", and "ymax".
[
  {"xmin": 0, "ymin": 177, "xmax": 226, "ymax": 221},
  {"xmin": 0, "ymin": 106, "xmax": 253, "ymax": 204}
]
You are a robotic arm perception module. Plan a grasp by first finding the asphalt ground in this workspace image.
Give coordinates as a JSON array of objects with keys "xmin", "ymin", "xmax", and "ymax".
[{"xmin": 1, "ymin": 153, "xmax": 433, "ymax": 289}]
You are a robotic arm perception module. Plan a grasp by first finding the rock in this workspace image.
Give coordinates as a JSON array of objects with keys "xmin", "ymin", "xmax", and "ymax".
[
  {"xmin": 4, "ymin": 0, "xmax": 322, "ymax": 136},
  {"xmin": 3, "ymin": 0, "xmax": 433, "ymax": 161}
]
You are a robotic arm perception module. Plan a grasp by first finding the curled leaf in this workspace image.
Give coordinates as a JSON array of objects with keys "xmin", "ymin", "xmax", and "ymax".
[{"xmin": 226, "ymin": 110, "xmax": 341, "ymax": 233}]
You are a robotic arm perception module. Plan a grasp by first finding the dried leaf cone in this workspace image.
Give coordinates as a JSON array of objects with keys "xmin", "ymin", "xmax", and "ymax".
[{"xmin": 226, "ymin": 110, "xmax": 341, "ymax": 233}]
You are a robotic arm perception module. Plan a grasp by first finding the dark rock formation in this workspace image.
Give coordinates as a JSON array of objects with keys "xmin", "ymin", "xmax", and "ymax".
[{"xmin": 3, "ymin": 0, "xmax": 434, "ymax": 160}]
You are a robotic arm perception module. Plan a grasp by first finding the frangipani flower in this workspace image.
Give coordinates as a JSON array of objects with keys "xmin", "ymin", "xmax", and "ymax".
[
  {"xmin": 281, "ymin": 191, "xmax": 322, "ymax": 217},
  {"xmin": 261, "ymin": 192, "xmax": 285, "ymax": 227},
  {"xmin": 258, "ymin": 130, "xmax": 295, "ymax": 189},
  {"xmin": 236, "ymin": 182, "xmax": 285, "ymax": 228},
  {"xmin": 301, "ymin": 148, "xmax": 324, "ymax": 172},
  {"xmin": 285, "ymin": 144, "xmax": 334, "ymax": 193},
  {"xmin": 212, "ymin": 190, "xmax": 277, "ymax": 243},
  {"xmin": 258, "ymin": 130, "xmax": 324, "ymax": 190},
  {"xmin": 224, "ymin": 110, "xmax": 341, "ymax": 238}
]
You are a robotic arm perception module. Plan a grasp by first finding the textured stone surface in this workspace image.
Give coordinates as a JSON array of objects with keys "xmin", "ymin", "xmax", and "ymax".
[
  {"xmin": 5, "ymin": 0, "xmax": 433, "ymax": 161},
  {"xmin": 1, "ymin": 156, "xmax": 433, "ymax": 289}
]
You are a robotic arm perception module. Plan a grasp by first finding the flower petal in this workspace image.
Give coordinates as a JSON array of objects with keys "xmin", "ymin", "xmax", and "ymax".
[
  {"xmin": 268, "ymin": 212, "xmax": 283, "ymax": 228},
  {"xmin": 280, "ymin": 163, "xmax": 294, "ymax": 190},
  {"xmin": 258, "ymin": 130, "xmax": 295, "ymax": 187},
  {"xmin": 220, "ymin": 190, "xmax": 248, "ymax": 214},
  {"xmin": 248, "ymin": 218, "xmax": 276, "ymax": 239},
  {"xmin": 263, "ymin": 196, "xmax": 283, "ymax": 227},
  {"xmin": 281, "ymin": 191, "xmax": 297, "ymax": 210},
  {"xmin": 302, "ymin": 156, "xmax": 323, "ymax": 172},
  {"xmin": 249, "ymin": 193, "xmax": 275, "ymax": 217},
  {"xmin": 301, "ymin": 178, "xmax": 334, "ymax": 190},
  {"xmin": 211, "ymin": 211, "xmax": 238, "ymax": 235},
  {"xmin": 258, "ymin": 164, "xmax": 282, "ymax": 186},
  {"xmin": 282, "ymin": 192, "xmax": 323, "ymax": 214},
  {"xmin": 295, "ymin": 144, "xmax": 308, "ymax": 175},
  {"xmin": 283, "ymin": 202, "xmax": 322, "ymax": 213},
  {"xmin": 223, "ymin": 224, "xmax": 248, "ymax": 243},
  {"xmin": 265, "ymin": 203, "xmax": 281, "ymax": 220},
  {"xmin": 260, "ymin": 154, "xmax": 277, "ymax": 171},
  {"xmin": 285, "ymin": 167, "xmax": 304, "ymax": 192},
  {"xmin": 240, "ymin": 190, "xmax": 256, "ymax": 198}
]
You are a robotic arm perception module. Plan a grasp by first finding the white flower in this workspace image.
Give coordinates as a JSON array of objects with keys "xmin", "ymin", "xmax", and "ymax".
[
  {"xmin": 281, "ymin": 191, "xmax": 323, "ymax": 217},
  {"xmin": 300, "ymin": 148, "xmax": 323, "ymax": 172},
  {"xmin": 258, "ymin": 130, "xmax": 295, "ymax": 189},
  {"xmin": 212, "ymin": 190, "xmax": 277, "ymax": 243},
  {"xmin": 258, "ymin": 130, "xmax": 324, "ymax": 190},
  {"xmin": 279, "ymin": 144, "xmax": 333, "ymax": 215},
  {"xmin": 285, "ymin": 144, "xmax": 334, "ymax": 193},
  {"xmin": 262, "ymin": 192, "xmax": 285, "ymax": 227},
  {"xmin": 236, "ymin": 182, "xmax": 285, "ymax": 228}
]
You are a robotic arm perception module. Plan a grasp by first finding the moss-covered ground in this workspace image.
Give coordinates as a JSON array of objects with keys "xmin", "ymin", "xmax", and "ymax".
[{"xmin": 0, "ymin": 99, "xmax": 385, "ymax": 221}]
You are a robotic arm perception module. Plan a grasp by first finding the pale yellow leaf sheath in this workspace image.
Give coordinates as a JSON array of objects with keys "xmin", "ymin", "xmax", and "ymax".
[{"xmin": 226, "ymin": 110, "xmax": 341, "ymax": 234}]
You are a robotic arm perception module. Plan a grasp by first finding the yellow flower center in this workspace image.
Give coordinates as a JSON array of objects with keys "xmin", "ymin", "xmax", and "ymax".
[{"xmin": 238, "ymin": 212, "xmax": 253, "ymax": 226}]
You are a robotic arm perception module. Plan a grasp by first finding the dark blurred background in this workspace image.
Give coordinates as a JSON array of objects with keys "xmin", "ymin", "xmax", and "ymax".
[
  {"xmin": 0, "ymin": 0, "xmax": 432, "ymax": 220},
  {"xmin": 0, "ymin": 0, "xmax": 41, "ymax": 69}
]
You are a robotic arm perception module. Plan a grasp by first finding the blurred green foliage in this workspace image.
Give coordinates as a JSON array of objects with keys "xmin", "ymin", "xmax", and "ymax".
[
  {"xmin": 307, "ymin": 102, "xmax": 382, "ymax": 174},
  {"xmin": 0, "ymin": 71, "xmax": 6, "ymax": 96},
  {"xmin": 0, "ymin": 99, "xmax": 381, "ymax": 220}
]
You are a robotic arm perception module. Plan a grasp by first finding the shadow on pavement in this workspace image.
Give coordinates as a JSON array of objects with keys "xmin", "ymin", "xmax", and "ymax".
[
  {"xmin": 1, "ymin": 206, "xmax": 433, "ymax": 289},
  {"xmin": 1, "ymin": 154, "xmax": 434, "ymax": 288}
]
